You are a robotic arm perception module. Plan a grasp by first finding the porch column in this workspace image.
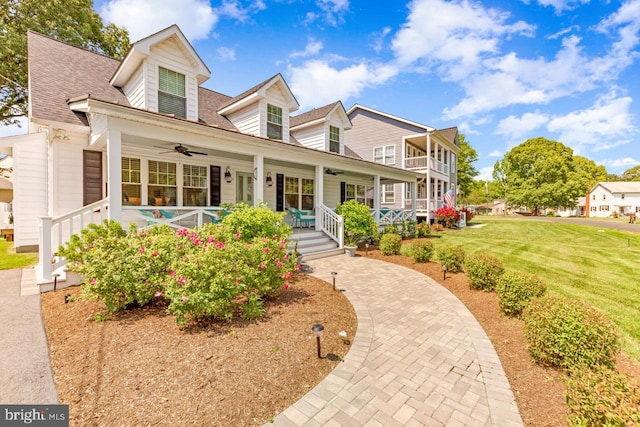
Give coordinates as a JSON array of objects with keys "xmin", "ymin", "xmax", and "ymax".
[
  {"xmin": 106, "ymin": 123, "xmax": 122, "ymax": 223},
  {"xmin": 373, "ymin": 175, "xmax": 381, "ymax": 222},
  {"xmin": 411, "ymin": 180, "xmax": 417, "ymax": 221},
  {"xmin": 315, "ymin": 165, "xmax": 323, "ymax": 231},
  {"xmin": 253, "ymin": 154, "xmax": 264, "ymax": 207},
  {"xmin": 426, "ymin": 131, "xmax": 432, "ymax": 222}
]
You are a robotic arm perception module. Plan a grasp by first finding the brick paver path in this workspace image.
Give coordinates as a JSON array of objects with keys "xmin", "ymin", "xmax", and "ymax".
[{"xmin": 269, "ymin": 255, "xmax": 523, "ymax": 426}]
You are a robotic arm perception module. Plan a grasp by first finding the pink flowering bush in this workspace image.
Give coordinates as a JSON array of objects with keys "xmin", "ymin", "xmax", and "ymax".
[
  {"xmin": 60, "ymin": 205, "xmax": 298, "ymax": 325},
  {"xmin": 460, "ymin": 208, "xmax": 474, "ymax": 222},
  {"xmin": 59, "ymin": 221, "xmax": 179, "ymax": 312},
  {"xmin": 434, "ymin": 206, "xmax": 460, "ymax": 228}
]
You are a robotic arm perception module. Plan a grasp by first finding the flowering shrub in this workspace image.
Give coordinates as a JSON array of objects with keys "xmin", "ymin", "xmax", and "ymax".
[
  {"xmin": 59, "ymin": 205, "xmax": 299, "ymax": 325},
  {"xmin": 434, "ymin": 206, "xmax": 460, "ymax": 228},
  {"xmin": 460, "ymin": 208, "xmax": 474, "ymax": 222}
]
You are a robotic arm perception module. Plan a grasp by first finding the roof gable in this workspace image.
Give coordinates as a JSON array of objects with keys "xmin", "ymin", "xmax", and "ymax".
[
  {"xmin": 347, "ymin": 104, "xmax": 433, "ymax": 132},
  {"xmin": 111, "ymin": 24, "xmax": 210, "ymax": 87},
  {"xmin": 290, "ymin": 101, "xmax": 352, "ymax": 130},
  {"xmin": 217, "ymin": 74, "xmax": 299, "ymax": 115},
  {"xmin": 591, "ymin": 182, "xmax": 640, "ymax": 194}
]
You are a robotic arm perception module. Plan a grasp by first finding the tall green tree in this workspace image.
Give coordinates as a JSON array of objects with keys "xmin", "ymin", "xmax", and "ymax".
[
  {"xmin": 571, "ymin": 155, "xmax": 607, "ymax": 194},
  {"xmin": 456, "ymin": 134, "xmax": 479, "ymax": 199},
  {"xmin": 621, "ymin": 165, "xmax": 640, "ymax": 181},
  {"xmin": 0, "ymin": 0, "xmax": 130, "ymax": 125},
  {"xmin": 497, "ymin": 137, "xmax": 583, "ymax": 214}
]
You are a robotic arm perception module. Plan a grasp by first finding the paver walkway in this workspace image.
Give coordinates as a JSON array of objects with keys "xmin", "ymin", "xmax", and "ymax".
[{"xmin": 270, "ymin": 255, "xmax": 523, "ymax": 426}]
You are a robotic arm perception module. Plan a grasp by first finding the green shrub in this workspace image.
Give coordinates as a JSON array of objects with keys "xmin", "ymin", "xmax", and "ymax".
[
  {"xmin": 400, "ymin": 220, "xmax": 416, "ymax": 238},
  {"xmin": 408, "ymin": 239, "xmax": 434, "ymax": 263},
  {"xmin": 566, "ymin": 367, "xmax": 640, "ymax": 426},
  {"xmin": 335, "ymin": 200, "xmax": 378, "ymax": 246},
  {"xmin": 496, "ymin": 271, "xmax": 546, "ymax": 317},
  {"xmin": 220, "ymin": 202, "xmax": 291, "ymax": 241},
  {"xmin": 415, "ymin": 222, "xmax": 431, "ymax": 237},
  {"xmin": 465, "ymin": 253, "xmax": 504, "ymax": 291},
  {"xmin": 436, "ymin": 245, "xmax": 466, "ymax": 273},
  {"xmin": 379, "ymin": 233, "xmax": 402, "ymax": 255},
  {"xmin": 523, "ymin": 296, "xmax": 620, "ymax": 370}
]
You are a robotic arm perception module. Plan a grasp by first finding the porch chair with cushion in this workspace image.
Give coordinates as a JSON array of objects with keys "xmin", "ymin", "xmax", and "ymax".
[{"xmin": 293, "ymin": 209, "xmax": 315, "ymax": 228}]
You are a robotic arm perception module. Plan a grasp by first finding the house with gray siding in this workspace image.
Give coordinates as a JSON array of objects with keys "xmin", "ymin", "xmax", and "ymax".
[{"xmin": 345, "ymin": 105, "xmax": 461, "ymax": 222}]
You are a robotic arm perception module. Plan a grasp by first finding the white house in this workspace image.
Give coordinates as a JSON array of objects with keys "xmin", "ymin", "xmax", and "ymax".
[
  {"xmin": 0, "ymin": 25, "xmax": 427, "ymax": 286},
  {"xmin": 587, "ymin": 182, "xmax": 640, "ymax": 218},
  {"xmin": 345, "ymin": 105, "xmax": 460, "ymax": 222}
]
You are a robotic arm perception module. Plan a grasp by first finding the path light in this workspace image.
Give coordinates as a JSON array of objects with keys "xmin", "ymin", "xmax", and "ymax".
[
  {"xmin": 312, "ymin": 324, "xmax": 324, "ymax": 358},
  {"xmin": 365, "ymin": 241, "xmax": 369, "ymax": 256},
  {"xmin": 64, "ymin": 293, "xmax": 71, "ymax": 304},
  {"xmin": 442, "ymin": 264, "xmax": 447, "ymax": 281},
  {"xmin": 331, "ymin": 271, "xmax": 337, "ymax": 291}
]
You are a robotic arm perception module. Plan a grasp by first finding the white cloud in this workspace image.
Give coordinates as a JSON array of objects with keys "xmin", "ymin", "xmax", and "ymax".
[
  {"xmin": 290, "ymin": 39, "xmax": 324, "ymax": 58},
  {"xmin": 477, "ymin": 166, "xmax": 495, "ymax": 181},
  {"xmin": 547, "ymin": 25, "xmax": 580, "ymax": 40},
  {"xmin": 304, "ymin": 0, "xmax": 350, "ymax": 26},
  {"xmin": 530, "ymin": 0, "xmax": 590, "ymax": 15},
  {"xmin": 547, "ymin": 94, "xmax": 635, "ymax": 153},
  {"xmin": 609, "ymin": 157, "xmax": 639, "ymax": 168},
  {"xmin": 496, "ymin": 111, "xmax": 549, "ymax": 141},
  {"xmin": 216, "ymin": 0, "xmax": 266, "ymax": 23},
  {"xmin": 0, "ymin": 118, "xmax": 27, "ymax": 137},
  {"xmin": 288, "ymin": 60, "xmax": 398, "ymax": 110},
  {"xmin": 488, "ymin": 150, "xmax": 504, "ymax": 157},
  {"xmin": 100, "ymin": 0, "xmax": 218, "ymax": 41},
  {"xmin": 217, "ymin": 47, "xmax": 236, "ymax": 61},
  {"xmin": 370, "ymin": 27, "xmax": 391, "ymax": 53}
]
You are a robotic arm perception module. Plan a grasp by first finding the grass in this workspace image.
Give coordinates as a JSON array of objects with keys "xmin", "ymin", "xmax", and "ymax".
[
  {"xmin": 0, "ymin": 238, "xmax": 38, "ymax": 270},
  {"xmin": 433, "ymin": 216, "xmax": 640, "ymax": 362}
]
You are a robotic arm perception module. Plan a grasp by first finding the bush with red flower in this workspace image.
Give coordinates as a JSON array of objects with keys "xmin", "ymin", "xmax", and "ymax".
[
  {"xmin": 435, "ymin": 206, "xmax": 460, "ymax": 228},
  {"xmin": 460, "ymin": 208, "xmax": 474, "ymax": 223}
]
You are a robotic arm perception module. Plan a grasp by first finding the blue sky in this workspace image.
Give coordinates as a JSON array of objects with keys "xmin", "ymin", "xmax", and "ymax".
[{"xmin": 5, "ymin": 0, "xmax": 640, "ymax": 179}]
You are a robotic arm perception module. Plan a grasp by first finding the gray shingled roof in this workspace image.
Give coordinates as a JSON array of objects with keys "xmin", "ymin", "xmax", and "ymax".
[
  {"xmin": 216, "ymin": 73, "xmax": 282, "ymax": 112},
  {"xmin": 290, "ymin": 102, "xmax": 340, "ymax": 128},
  {"xmin": 437, "ymin": 127, "xmax": 459, "ymax": 146},
  {"xmin": 197, "ymin": 88, "xmax": 236, "ymax": 130},
  {"xmin": 28, "ymin": 31, "xmax": 130, "ymax": 127}
]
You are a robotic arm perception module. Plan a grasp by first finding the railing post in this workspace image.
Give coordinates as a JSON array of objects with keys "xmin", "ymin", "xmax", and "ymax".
[
  {"xmin": 337, "ymin": 215, "xmax": 344, "ymax": 248},
  {"xmin": 39, "ymin": 216, "xmax": 54, "ymax": 283}
]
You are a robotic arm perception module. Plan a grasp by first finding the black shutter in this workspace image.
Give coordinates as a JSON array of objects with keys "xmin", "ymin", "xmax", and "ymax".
[
  {"xmin": 83, "ymin": 150, "xmax": 102, "ymax": 205},
  {"xmin": 340, "ymin": 182, "xmax": 346, "ymax": 203},
  {"xmin": 210, "ymin": 165, "xmax": 221, "ymax": 206},
  {"xmin": 276, "ymin": 173, "xmax": 284, "ymax": 212}
]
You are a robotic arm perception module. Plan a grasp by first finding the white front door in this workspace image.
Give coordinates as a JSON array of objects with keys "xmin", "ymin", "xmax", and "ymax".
[{"xmin": 236, "ymin": 172, "xmax": 253, "ymax": 204}]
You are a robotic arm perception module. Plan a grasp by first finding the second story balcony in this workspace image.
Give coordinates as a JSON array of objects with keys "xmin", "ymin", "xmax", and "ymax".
[{"xmin": 404, "ymin": 156, "xmax": 449, "ymax": 175}]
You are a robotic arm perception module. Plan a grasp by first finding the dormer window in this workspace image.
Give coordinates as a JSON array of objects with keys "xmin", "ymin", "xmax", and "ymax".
[
  {"xmin": 329, "ymin": 125, "xmax": 340, "ymax": 153},
  {"xmin": 158, "ymin": 67, "xmax": 186, "ymax": 118},
  {"xmin": 267, "ymin": 104, "xmax": 283, "ymax": 140}
]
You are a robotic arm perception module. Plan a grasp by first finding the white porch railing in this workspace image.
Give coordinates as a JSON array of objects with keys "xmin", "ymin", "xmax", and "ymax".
[
  {"xmin": 317, "ymin": 203, "xmax": 343, "ymax": 248},
  {"xmin": 38, "ymin": 198, "xmax": 110, "ymax": 284},
  {"xmin": 406, "ymin": 199, "xmax": 441, "ymax": 212},
  {"xmin": 370, "ymin": 208, "xmax": 413, "ymax": 225},
  {"xmin": 404, "ymin": 156, "xmax": 449, "ymax": 174}
]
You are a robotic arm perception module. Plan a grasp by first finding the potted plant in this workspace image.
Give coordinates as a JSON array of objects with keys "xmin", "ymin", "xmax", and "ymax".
[{"xmin": 335, "ymin": 200, "xmax": 378, "ymax": 257}]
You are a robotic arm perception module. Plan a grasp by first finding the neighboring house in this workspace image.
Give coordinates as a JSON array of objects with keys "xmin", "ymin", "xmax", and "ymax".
[
  {"xmin": 0, "ymin": 25, "xmax": 422, "ymax": 284},
  {"xmin": 345, "ymin": 104, "xmax": 460, "ymax": 222},
  {"xmin": 586, "ymin": 182, "xmax": 640, "ymax": 218},
  {"xmin": 0, "ymin": 155, "xmax": 13, "ymax": 229},
  {"xmin": 557, "ymin": 197, "xmax": 586, "ymax": 217}
]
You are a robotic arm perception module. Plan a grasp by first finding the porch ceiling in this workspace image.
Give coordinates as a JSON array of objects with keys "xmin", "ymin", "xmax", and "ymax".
[{"xmin": 122, "ymin": 133, "xmax": 252, "ymax": 162}]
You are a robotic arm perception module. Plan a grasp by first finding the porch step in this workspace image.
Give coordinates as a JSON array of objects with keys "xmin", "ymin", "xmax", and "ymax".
[{"xmin": 288, "ymin": 228, "xmax": 339, "ymax": 260}]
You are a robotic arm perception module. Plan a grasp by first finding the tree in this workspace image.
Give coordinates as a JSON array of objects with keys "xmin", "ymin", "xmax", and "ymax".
[
  {"xmin": 456, "ymin": 134, "xmax": 479, "ymax": 199},
  {"xmin": 571, "ymin": 156, "xmax": 607, "ymax": 194},
  {"xmin": 497, "ymin": 137, "xmax": 583, "ymax": 214},
  {"xmin": 0, "ymin": 0, "xmax": 130, "ymax": 125},
  {"xmin": 621, "ymin": 165, "xmax": 640, "ymax": 181}
]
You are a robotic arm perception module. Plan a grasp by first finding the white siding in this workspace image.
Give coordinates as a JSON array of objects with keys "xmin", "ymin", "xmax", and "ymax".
[
  {"xmin": 291, "ymin": 123, "xmax": 325, "ymax": 150},
  {"xmin": 13, "ymin": 133, "xmax": 48, "ymax": 248},
  {"xmin": 227, "ymin": 103, "xmax": 260, "ymax": 136},
  {"xmin": 262, "ymin": 85, "xmax": 291, "ymax": 143},
  {"xmin": 146, "ymin": 38, "xmax": 199, "ymax": 121},
  {"xmin": 53, "ymin": 140, "xmax": 85, "ymax": 216},
  {"xmin": 122, "ymin": 65, "xmax": 146, "ymax": 109}
]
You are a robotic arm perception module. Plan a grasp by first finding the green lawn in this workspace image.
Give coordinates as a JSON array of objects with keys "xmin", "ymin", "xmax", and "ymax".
[
  {"xmin": 433, "ymin": 216, "xmax": 640, "ymax": 362},
  {"xmin": 0, "ymin": 239, "xmax": 38, "ymax": 270}
]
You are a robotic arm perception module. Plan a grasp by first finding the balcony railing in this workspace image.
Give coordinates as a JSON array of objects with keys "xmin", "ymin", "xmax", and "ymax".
[{"xmin": 404, "ymin": 156, "xmax": 449, "ymax": 174}]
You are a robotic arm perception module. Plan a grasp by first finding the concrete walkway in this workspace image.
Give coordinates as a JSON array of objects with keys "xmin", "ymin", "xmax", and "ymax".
[
  {"xmin": 0, "ymin": 268, "xmax": 58, "ymax": 404},
  {"xmin": 270, "ymin": 256, "xmax": 523, "ymax": 426}
]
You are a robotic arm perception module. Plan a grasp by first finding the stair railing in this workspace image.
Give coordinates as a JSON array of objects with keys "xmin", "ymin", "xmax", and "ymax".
[{"xmin": 317, "ymin": 203, "xmax": 343, "ymax": 248}]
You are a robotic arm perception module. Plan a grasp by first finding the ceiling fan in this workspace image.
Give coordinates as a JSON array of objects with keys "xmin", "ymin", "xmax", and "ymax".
[
  {"xmin": 158, "ymin": 144, "xmax": 208, "ymax": 157},
  {"xmin": 325, "ymin": 168, "xmax": 345, "ymax": 176}
]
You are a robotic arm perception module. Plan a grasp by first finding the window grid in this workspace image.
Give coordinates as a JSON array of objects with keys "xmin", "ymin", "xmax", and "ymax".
[
  {"xmin": 267, "ymin": 104, "xmax": 283, "ymax": 140},
  {"xmin": 382, "ymin": 184, "xmax": 395, "ymax": 203},
  {"xmin": 374, "ymin": 145, "xmax": 395, "ymax": 165},
  {"xmin": 329, "ymin": 125, "xmax": 340, "ymax": 153},
  {"xmin": 122, "ymin": 157, "xmax": 141, "ymax": 206}
]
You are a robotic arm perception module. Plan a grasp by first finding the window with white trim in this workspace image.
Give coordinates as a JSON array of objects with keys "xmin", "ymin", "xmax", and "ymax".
[
  {"xmin": 285, "ymin": 177, "xmax": 314, "ymax": 210},
  {"xmin": 158, "ymin": 67, "xmax": 186, "ymax": 118},
  {"xmin": 382, "ymin": 184, "xmax": 395, "ymax": 203},
  {"xmin": 374, "ymin": 145, "xmax": 395, "ymax": 165},
  {"xmin": 183, "ymin": 164, "xmax": 207, "ymax": 206},
  {"xmin": 122, "ymin": 157, "xmax": 141, "ymax": 205},
  {"xmin": 329, "ymin": 125, "xmax": 340, "ymax": 153},
  {"xmin": 267, "ymin": 104, "xmax": 283, "ymax": 140},
  {"xmin": 148, "ymin": 160, "xmax": 177, "ymax": 206}
]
